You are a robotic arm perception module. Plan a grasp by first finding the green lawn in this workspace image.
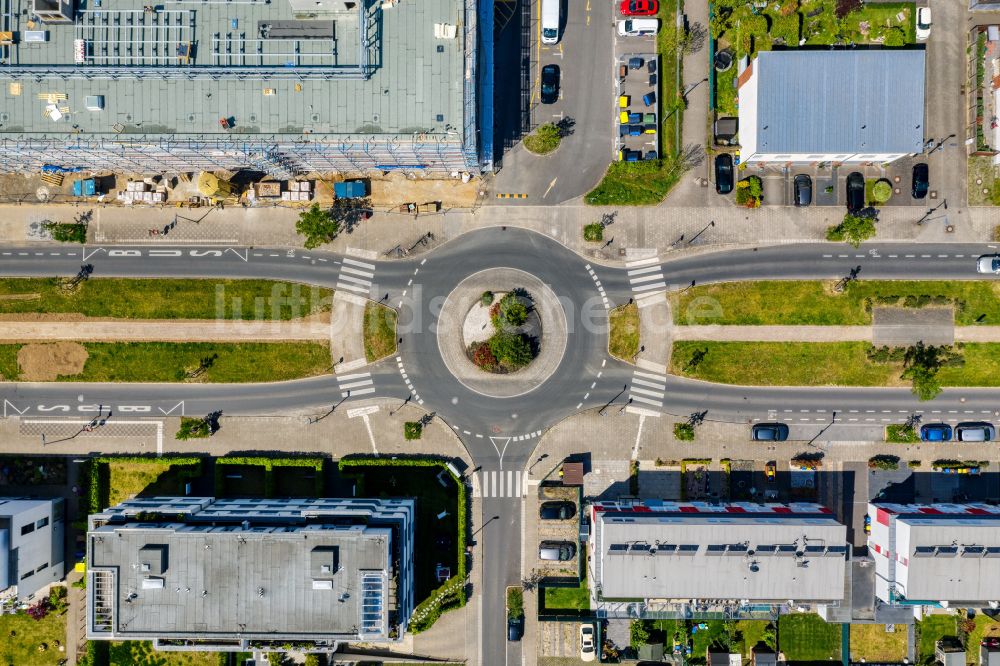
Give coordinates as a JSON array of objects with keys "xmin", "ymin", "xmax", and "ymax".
[
  {"xmin": 917, "ymin": 615, "xmax": 958, "ymax": 663},
  {"xmin": 778, "ymin": 614, "xmax": 841, "ymax": 662},
  {"xmin": 5, "ymin": 341, "xmax": 330, "ymax": 382},
  {"xmin": 967, "ymin": 613, "xmax": 1000, "ymax": 663},
  {"xmin": 0, "ymin": 278, "xmax": 331, "ymax": 320},
  {"xmin": 106, "ymin": 460, "xmax": 201, "ymax": 507},
  {"xmin": 690, "ymin": 620, "xmax": 730, "ymax": 663},
  {"xmin": 0, "ymin": 606, "xmax": 67, "ymax": 666},
  {"xmin": 108, "ymin": 641, "xmax": 228, "ymax": 665},
  {"xmin": 672, "ymin": 341, "xmax": 1000, "ymax": 388},
  {"xmin": 363, "ymin": 302, "xmax": 398, "ymax": 362},
  {"xmin": 672, "ymin": 280, "xmax": 1000, "ymax": 326},
  {"xmin": 543, "ymin": 573, "xmax": 590, "ymax": 611},
  {"xmin": 609, "ymin": 302, "xmax": 639, "ymax": 362},
  {"xmin": 735, "ymin": 620, "xmax": 773, "ymax": 655},
  {"xmin": 0, "ymin": 345, "xmax": 18, "ymax": 381},
  {"xmin": 657, "ymin": 0, "xmax": 682, "ymax": 155},
  {"xmin": 850, "ymin": 624, "xmax": 907, "ymax": 662}
]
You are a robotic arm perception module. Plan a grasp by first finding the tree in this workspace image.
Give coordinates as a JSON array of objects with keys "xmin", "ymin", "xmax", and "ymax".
[
  {"xmin": 499, "ymin": 295, "xmax": 528, "ymax": 327},
  {"xmin": 826, "ymin": 213, "xmax": 876, "ymax": 248},
  {"xmin": 489, "ymin": 332, "xmax": 533, "ymax": 369},
  {"xmin": 630, "ymin": 620, "xmax": 651, "ymax": 648},
  {"xmin": 295, "ymin": 203, "xmax": 340, "ymax": 249},
  {"xmin": 900, "ymin": 341, "xmax": 957, "ymax": 401},
  {"xmin": 175, "ymin": 416, "xmax": 212, "ymax": 440},
  {"xmin": 883, "ymin": 26, "xmax": 905, "ymax": 47},
  {"xmin": 835, "ymin": 0, "xmax": 863, "ymax": 19}
]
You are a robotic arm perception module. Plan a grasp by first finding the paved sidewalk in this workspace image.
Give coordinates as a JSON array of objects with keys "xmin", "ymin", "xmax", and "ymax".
[
  {"xmin": 669, "ymin": 324, "xmax": 1000, "ymax": 342},
  {"xmin": 3, "ymin": 200, "xmax": 999, "ymax": 269},
  {"xmin": 0, "ymin": 318, "xmax": 330, "ymax": 341}
]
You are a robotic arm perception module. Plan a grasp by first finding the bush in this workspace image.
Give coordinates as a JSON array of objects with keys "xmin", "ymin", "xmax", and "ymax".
[
  {"xmin": 469, "ymin": 340, "xmax": 497, "ymax": 370},
  {"xmin": 295, "ymin": 203, "xmax": 340, "ymax": 250},
  {"xmin": 404, "ymin": 421, "xmax": 423, "ymax": 440},
  {"xmin": 735, "ymin": 176, "xmax": 763, "ymax": 207},
  {"xmin": 583, "ymin": 223, "xmax": 604, "ymax": 242},
  {"xmin": 883, "ymin": 26, "xmax": 905, "ymax": 47},
  {"xmin": 630, "ymin": 619, "xmax": 652, "ymax": 647},
  {"xmin": 908, "ymin": 460, "xmax": 922, "ymax": 469},
  {"xmin": 826, "ymin": 213, "xmax": 876, "ymax": 247},
  {"xmin": 871, "ymin": 180, "xmax": 892, "ymax": 203},
  {"xmin": 489, "ymin": 331, "xmax": 534, "ymax": 369},
  {"xmin": 499, "ymin": 294, "xmax": 528, "ymax": 327},
  {"xmin": 481, "ymin": 291, "xmax": 494, "ymax": 306},
  {"xmin": 673, "ymin": 423, "xmax": 695, "ymax": 441},
  {"xmin": 869, "ymin": 455, "xmax": 900, "ymax": 471},
  {"xmin": 175, "ymin": 416, "xmax": 212, "ymax": 440},
  {"xmin": 523, "ymin": 123, "xmax": 562, "ymax": 155},
  {"xmin": 44, "ymin": 221, "xmax": 87, "ymax": 244}
]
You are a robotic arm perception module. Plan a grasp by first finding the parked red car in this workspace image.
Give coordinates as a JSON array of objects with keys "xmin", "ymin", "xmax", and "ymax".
[{"xmin": 620, "ymin": 0, "xmax": 658, "ymax": 16}]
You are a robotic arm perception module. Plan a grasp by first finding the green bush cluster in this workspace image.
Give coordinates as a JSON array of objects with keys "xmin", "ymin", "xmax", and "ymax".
[
  {"xmin": 507, "ymin": 587, "xmax": 525, "ymax": 619},
  {"xmin": 886, "ymin": 424, "xmax": 920, "ymax": 444},
  {"xmin": 869, "ymin": 455, "xmax": 900, "ymax": 471},
  {"xmin": 88, "ymin": 456, "xmax": 203, "ymax": 514},
  {"xmin": 583, "ymin": 223, "xmax": 604, "ymax": 242},
  {"xmin": 523, "ymin": 123, "xmax": 562, "ymax": 155},
  {"xmin": 826, "ymin": 213, "xmax": 876, "ymax": 247},
  {"xmin": 481, "ymin": 291, "xmax": 494, "ymax": 307},
  {"xmin": 769, "ymin": 12, "xmax": 800, "ymax": 44},
  {"xmin": 44, "ymin": 221, "xmax": 87, "ymax": 244},
  {"xmin": 175, "ymin": 416, "xmax": 212, "ymax": 440},
  {"xmin": 215, "ymin": 455, "xmax": 325, "ymax": 498},
  {"xmin": 470, "ymin": 291, "xmax": 536, "ymax": 372},
  {"xmin": 673, "ymin": 423, "xmax": 695, "ymax": 441},
  {"xmin": 735, "ymin": 175, "xmax": 763, "ymax": 208},
  {"xmin": 404, "ymin": 421, "xmax": 423, "ymax": 440}
]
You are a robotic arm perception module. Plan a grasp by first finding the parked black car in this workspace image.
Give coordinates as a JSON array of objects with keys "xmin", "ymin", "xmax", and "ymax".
[
  {"xmin": 539, "ymin": 501, "xmax": 576, "ymax": 520},
  {"xmin": 507, "ymin": 615, "xmax": 524, "ymax": 641},
  {"xmin": 846, "ymin": 172, "xmax": 865, "ymax": 212},
  {"xmin": 715, "ymin": 154, "xmax": 734, "ymax": 194},
  {"xmin": 793, "ymin": 174, "xmax": 812, "ymax": 206},
  {"xmin": 540, "ymin": 64, "xmax": 560, "ymax": 104},
  {"xmin": 752, "ymin": 423, "xmax": 789, "ymax": 441},
  {"xmin": 912, "ymin": 162, "xmax": 929, "ymax": 199}
]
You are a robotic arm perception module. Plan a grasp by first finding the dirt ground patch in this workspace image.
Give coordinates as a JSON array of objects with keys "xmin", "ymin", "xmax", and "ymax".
[
  {"xmin": 370, "ymin": 173, "xmax": 482, "ymax": 207},
  {"xmin": 17, "ymin": 342, "xmax": 88, "ymax": 380},
  {"xmin": 0, "ymin": 293, "xmax": 40, "ymax": 302}
]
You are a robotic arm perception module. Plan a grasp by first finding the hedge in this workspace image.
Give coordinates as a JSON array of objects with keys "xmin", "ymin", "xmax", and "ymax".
[
  {"xmin": 338, "ymin": 455, "xmax": 469, "ymax": 633},
  {"xmin": 215, "ymin": 456, "xmax": 326, "ymax": 498}
]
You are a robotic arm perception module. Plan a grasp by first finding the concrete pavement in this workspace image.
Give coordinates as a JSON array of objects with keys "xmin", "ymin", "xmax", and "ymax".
[
  {"xmin": 670, "ymin": 325, "xmax": 1000, "ymax": 342},
  {"xmin": 0, "ymin": 317, "xmax": 331, "ymax": 341}
]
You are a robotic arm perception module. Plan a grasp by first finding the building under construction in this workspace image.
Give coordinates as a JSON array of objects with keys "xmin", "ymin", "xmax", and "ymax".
[{"xmin": 0, "ymin": 0, "xmax": 484, "ymax": 177}]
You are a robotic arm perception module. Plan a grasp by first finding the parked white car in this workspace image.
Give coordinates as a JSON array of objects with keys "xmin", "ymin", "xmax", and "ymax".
[
  {"xmin": 617, "ymin": 18, "xmax": 658, "ymax": 37},
  {"xmin": 580, "ymin": 623, "xmax": 596, "ymax": 662},
  {"xmin": 916, "ymin": 6, "xmax": 931, "ymax": 40}
]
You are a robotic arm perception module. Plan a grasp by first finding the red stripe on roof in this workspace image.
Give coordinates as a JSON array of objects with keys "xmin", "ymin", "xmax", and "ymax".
[
  {"xmin": 772, "ymin": 507, "xmax": 792, "ymax": 514},
  {"xmin": 679, "ymin": 506, "xmax": 699, "ymax": 513},
  {"xmin": 877, "ymin": 508, "xmax": 891, "ymax": 526},
  {"xmin": 726, "ymin": 506, "xmax": 746, "ymax": 513},
  {"xmin": 918, "ymin": 508, "xmax": 943, "ymax": 514}
]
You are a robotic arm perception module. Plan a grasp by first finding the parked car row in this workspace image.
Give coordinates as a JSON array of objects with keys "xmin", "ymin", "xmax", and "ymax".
[{"xmin": 920, "ymin": 422, "xmax": 996, "ymax": 442}]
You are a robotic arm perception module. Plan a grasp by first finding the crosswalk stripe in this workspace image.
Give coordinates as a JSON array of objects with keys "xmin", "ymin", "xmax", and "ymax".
[
  {"xmin": 633, "ymin": 281, "xmax": 667, "ymax": 292},
  {"xmin": 342, "ymin": 387, "xmax": 375, "ymax": 398},
  {"xmin": 336, "ymin": 372, "xmax": 372, "ymax": 381},
  {"xmin": 630, "ymin": 394, "xmax": 663, "ymax": 407},
  {"xmin": 338, "ymin": 379, "xmax": 374, "ymax": 390},
  {"xmin": 343, "ymin": 257, "xmax": 376, "ymax": 270},
  {"xmin": 475, "ymin": 470, "xmax": 524, "ymax": 498},
  {"xmin": 336, "ymin": 282, "xmax": 370, "ymax": 294},
  {"xmin": 630, "ymin": 386, "xmax": 664, "ymax": 398},
  {"xmin": 634, "ymin": 370, "xmax": 667, "ymax": 381},
  {"xmin": 632, "ymin": 377, "xmax": 666, "ymax": 390},
  {"xmin": 629, "ymin": 273, "xmax": 665, "ymax": 284},
  {"xmin": 625, "ymin": 256, "xmax": 659, "ymax": 268},
  {"xmin": 340, "ymin": 266, "xmax": 375, "ymax": 278},
  {"xmin": 626, "ymin": 265, "xmax": 662, "ymax": 276},
  {"xmin": 336, "ymin": 274, "xmax": 372, "ymax": 287}
]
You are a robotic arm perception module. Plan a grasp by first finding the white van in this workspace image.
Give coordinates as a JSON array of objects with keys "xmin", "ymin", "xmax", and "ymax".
[
  {"xmin": 617, "ymin": 18, "xmax": 658, "ymax": 36},
  {"xmin": 541, "ymin": 0, "xmax": 560, "ymax": 44}
]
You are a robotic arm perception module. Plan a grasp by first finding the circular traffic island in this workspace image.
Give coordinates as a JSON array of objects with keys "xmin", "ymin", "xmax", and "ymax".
[
  {"xmin": 437, "ymin": 268, "xmax": 567, "ymax": 398},
  {"xmin": 464, "ymin": 290, "xmax": 541, "ymax": 374}
]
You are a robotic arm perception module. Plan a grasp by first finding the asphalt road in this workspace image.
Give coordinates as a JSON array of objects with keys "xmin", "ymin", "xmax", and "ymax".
[{"xmin": 3, "ymin": 232, "xmax": 1000, "ymax": 665}]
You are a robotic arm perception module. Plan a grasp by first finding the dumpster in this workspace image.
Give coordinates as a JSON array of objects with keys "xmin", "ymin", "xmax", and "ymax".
[
  {"xmin": 334, "ymin": 180, "xmax": 366, "ymax": 198},
  {"xmin": 72, "ymin": 178, "xmax": 96, "ymax": 197},
  {"xmin": 643, "ymin": 91, "xmax": 656, "ymax": 107}
]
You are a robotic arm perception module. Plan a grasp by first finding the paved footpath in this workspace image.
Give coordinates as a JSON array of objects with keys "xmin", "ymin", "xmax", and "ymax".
[
  {"xmin": 671, "ymin": 325, "xmax": 1000, "ymax": 343},
  {"xmin": 3, "ymin": 199, "xmax": 1000, "ymax": 268},
  {"xmin": 0, "ymin": 318, "xmax": 330, "ymax": 341}
]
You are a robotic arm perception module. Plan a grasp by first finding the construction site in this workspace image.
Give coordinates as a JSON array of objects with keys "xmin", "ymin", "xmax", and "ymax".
[{"xmin": 0, "ymin": 0, "xmax": 483, "ymax": 191}]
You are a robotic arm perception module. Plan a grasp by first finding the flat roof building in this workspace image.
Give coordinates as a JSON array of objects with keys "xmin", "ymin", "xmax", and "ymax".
[
  {"xmin": 738, "ymin": 50, "xmax": 925, "ymax": 164},
  {"xmin": 0, "ymin": 0, "xmax": 482, "ymax": 175},
  {"xmin": 0, "ymin": 498, "xmax": 65, "ymax": 600},
  {"xmin": 589, "ymin": 500, "xmax": 848, "ymax": 619},
  {"xmin": 868, "ymin": 503, "xmax": 1000, "ymax": 608},
  {"xmin": 87, "ymin": 497, "xmax": 414, "ymax": 653}
]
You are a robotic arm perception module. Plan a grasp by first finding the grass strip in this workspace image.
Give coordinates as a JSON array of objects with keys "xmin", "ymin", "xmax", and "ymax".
[
  {"xmin": 0, "ymin": 278, "xmax": 332, "ymax": 320},
  {"xmin": 3, "ymin": 342, "xmax": 331, "ymax": 382},
  {"xmin": 363, "ymin": 302, "xmax": 398, "ymax": 362},
  {"xmin": 608, "ymin": 302, "xmax": 640, "ymax": 362},
  {"xmin": 672, "ymin": 341, "xmax": 1000, "ymax": 388},
  {"xmin": 0, "ymin": 345, "xmax": 18, "ymax": 380},
  {"xmin": 672, "ymin": 280, "xmax": 1000, "ymax": 326}
]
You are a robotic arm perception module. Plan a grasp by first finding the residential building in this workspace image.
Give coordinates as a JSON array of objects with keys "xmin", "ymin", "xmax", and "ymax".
[
  {"xmin": 0, "ymin": 498, "xmax": 65, "ymax": 600},
  {"xmin": 588, "ymin": 500, "xmax": 849, "ymax": 620},
  {"xmin": 708, "ymin": 649, "xmax": 741, "ymax": 666},
  {"xmin": 868, "ymin": 503, "xmax": 1000, "ymax": 609},
  {"xmin": 752, "ymin": 645, "xmax": 777, "ymax": 666},
  {"xmin": 0, "ymin": 0, "xmax": 485, "ymax": 176},
  {"xmin": 87, "ymin": 497, "xmax": 415, "ymax": 653},
  {"xmin": 982, "ymin": 637, "xmax": 1000, "ymax": 666},
  {"xmin": 737, "ymin": 50, "xmax": 925, "ymax": 165}
]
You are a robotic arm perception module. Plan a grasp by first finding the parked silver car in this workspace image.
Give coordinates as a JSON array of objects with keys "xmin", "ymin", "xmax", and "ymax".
[
  {"xmin": 956, "ymin": 422, "xmax": 996, "ymax": 442},
  {"xmin": 978, "ymin": 255, "xmax": 1000, "ymax": 274}
]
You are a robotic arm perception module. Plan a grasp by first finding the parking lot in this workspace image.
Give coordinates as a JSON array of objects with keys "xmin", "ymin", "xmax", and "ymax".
[
  {"xmin": 615, "ymin": 52, "xmax": 659, "ymax": 161},
  {"xmin": 529, "ymin": 484, "xmax": 581, "ymax": 577}
]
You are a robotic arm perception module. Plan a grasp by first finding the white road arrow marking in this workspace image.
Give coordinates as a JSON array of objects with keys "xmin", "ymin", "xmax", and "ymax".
[
  {"xmin": 225, "ymin": 248, "xmax": 249, "ymax": 262},
  {"xmin": 489, "ymin": 436, "xmax": 512, "ymax": 470},
  {"xmin": 82, "ymin": 247, "xmax": 107, "ymax": 262},
  {"xmin": 3, "ymin": 400, "xmax": 27, "ymax": 417}
]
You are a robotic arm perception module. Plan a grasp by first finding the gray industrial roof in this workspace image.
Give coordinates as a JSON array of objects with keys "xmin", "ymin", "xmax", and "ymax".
[
  {"xmin": 595, "ymin": 513, "xmax": 847, "ymax": 601},
  {"xmin": 90, "ymin": 523, "xmax": 391, "ymax": 638},
  {"xmin": 751, "ymin": 50, "xmax": 925, "ymax": 155},
  {"xmin": 1, "ymin": 0, "xmax": 466, "ymax": 138},
  {"xmin": 897, "ymin": 517, "xmax": 1000, "ymax": 602}
]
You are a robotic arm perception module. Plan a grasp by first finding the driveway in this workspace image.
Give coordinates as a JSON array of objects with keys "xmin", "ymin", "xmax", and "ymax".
[{"xmin": 492, "ymin": 0, "xmax": 614, "ymax": 203}]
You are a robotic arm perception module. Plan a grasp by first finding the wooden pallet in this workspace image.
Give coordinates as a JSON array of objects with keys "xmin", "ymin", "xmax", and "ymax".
[{"xmin": 41, "ymin": 172, "xmax": 64, "ymax": 187}]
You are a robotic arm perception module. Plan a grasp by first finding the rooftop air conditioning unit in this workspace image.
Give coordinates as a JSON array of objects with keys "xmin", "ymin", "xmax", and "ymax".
[{"xmin": 24, "ymin": 31, "xmax": 48, "ymax": 43}]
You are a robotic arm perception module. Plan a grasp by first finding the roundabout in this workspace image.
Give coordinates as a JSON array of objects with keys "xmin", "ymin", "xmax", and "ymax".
[{"xmin": 437, "ymin": 268, "xmax": 569, "ymax": 398}]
